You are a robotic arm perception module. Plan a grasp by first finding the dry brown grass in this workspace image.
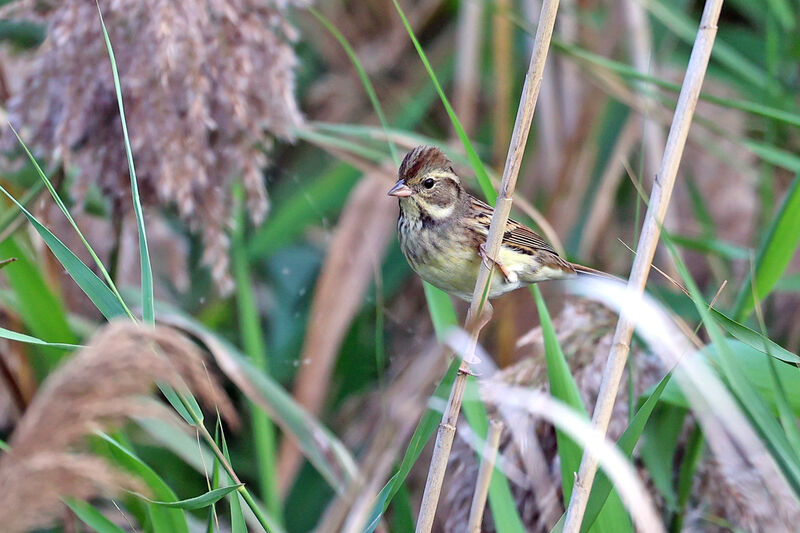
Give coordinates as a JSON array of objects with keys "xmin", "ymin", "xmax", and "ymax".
[{"xmin": 0, "ymin": 321, "xmax": 233, "ymax": 532}]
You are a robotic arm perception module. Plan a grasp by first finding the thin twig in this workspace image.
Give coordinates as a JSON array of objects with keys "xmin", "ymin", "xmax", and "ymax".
[
  {"xmin": 562, "ymin": 2, "xmax": 724, "ymax": 531},
  {"xmin": 414, "ymin": 1, "xmax": 561, "ymax": 530},
  {"xmin": 453, "ymin": 0, "xmax": 483, "ymax": 136},
  {"xmin": 466, "ymin": 419, "xmax": 503, "ymax": 533}
]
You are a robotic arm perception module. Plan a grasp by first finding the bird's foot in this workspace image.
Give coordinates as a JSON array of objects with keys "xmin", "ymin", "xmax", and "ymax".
[{"xmin": 479, "ymin": 243, "xmax": 516, "ymax": 283}]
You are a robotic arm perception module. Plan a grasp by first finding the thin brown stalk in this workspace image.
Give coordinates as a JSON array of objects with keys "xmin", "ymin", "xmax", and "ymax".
[
  {"xmin": 466, "ymin": 419, "xmax": 503, "ymax": 533},
  {"xmin": 524, "ymin": 0, "xmax": 562, "ymax": 191},
  {"xmin": 578, "ymin": 115, "xmax": 641, "ymax": 256},
  {"xmin": 276, "ymin": 174, "xmax": 397, "ymax": 493},
  {"xmin": 454, "ymin": 0, "xmax": 483, "ymax": 137},
  {"xmin": 414, "ymin": 1, "xmax": 561, "ymax": 530},
  {"xmin": 492, "ymin": 0, "xmax": 513, "ymax": 167},
  {"xmin": 562, "ymin": 2, "xmax": 725, "ymax": 531}
]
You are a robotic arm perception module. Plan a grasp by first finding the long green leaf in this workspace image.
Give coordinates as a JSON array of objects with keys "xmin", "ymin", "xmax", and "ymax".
[
  {"xmin": 98, "ymin": 432, "xmax": 190, "ymax": 533},
  {"xmin": 390, "ymin": 0, "xmax": 495, "ymax": 202},
  {"xmin": 309, "ymin": 8, "xmax": 398, "ymax": 165},
  {"xmin": 65, "ymin": 499, "xmax": 127, "ymax": 533},
  {"xmin": 135, "ymin": 485, "xmax": 242, "ymax": 510},
  {"xmin": 664, "ymin": 236, "xmax": 800, "ymax": 496},
  {"xmin": 0, "ymin": 185, "xmax": 127, "ymax": 320},
  {"xmin": 733, "ymin": 172, "xmax": 800, "ymax": 320},
  {"xmin": 231, "ymin": 183, "xmax": 280, "ymax": 520},
  {"xmin": 580, "ymin": 372, "xmax": 673, "ymax": 532},
  {"xmin": 97, "ymin": 4, "xmax": 154, "ymax": 324},
  {"xmin": 361, "ymin": 358, "xmax": 460, "ymax": 533},
  {"xmin": 710, "ymin": 308, "xmax": 800, "ymax": 364},
  {"xmin": 533, "ymin": 286, "xmax": 632, "ymax": 533},
  {"xmin": 0, "ymin": 325, "xmax": 79, "ymax": 350},
  {"xmin": 9, "ymin": 126, "xmax": 134, "ymax": 320}
]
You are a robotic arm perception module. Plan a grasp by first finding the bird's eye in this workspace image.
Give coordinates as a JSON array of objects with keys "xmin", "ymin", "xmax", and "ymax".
[{"xmin": 423, "ymin": 178, "xmax": 435, "ymax": 189}]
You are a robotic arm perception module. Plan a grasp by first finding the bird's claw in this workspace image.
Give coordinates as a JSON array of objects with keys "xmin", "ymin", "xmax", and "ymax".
[{"xmin": 479, "ymin": 243, "xmax": 514, "ymax": 283}]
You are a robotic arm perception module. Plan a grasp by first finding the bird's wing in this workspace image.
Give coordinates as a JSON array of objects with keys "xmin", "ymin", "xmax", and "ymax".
[{"xmin": 468, "ymin": 196, "xmax": 559, "ymax": 256}]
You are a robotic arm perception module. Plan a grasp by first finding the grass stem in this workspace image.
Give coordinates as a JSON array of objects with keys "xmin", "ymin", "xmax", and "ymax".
[
  {"xmin": 414, "ymin": 1, "xmax": 561, "ymax": 530},
  {"xmin": 562, "ymin": 2, "xmax": 724, "ymax": 530},
  {"xmin": 466, "ymin": 419, "xmax": 503, "ymax": 533}
]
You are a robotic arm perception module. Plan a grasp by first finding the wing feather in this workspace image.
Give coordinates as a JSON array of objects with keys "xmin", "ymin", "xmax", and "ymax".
[{"xmin": 468, "ymin": 197, "xmax": 558, "ymax": 256}]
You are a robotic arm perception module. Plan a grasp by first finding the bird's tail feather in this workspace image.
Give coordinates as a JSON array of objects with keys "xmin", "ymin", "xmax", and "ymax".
[{"xmin": 569, "ymin": 262, "xmax": 624, "ymax": 282}]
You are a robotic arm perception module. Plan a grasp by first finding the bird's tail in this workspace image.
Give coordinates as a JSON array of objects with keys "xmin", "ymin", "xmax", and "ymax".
[{"xmin": 569, "ymin": 262, "xmax": 624, "ymax": 282}]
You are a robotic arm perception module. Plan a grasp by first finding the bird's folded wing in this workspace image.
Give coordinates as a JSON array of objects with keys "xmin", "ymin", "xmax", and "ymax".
[{"xmin": 468, "ymin": 197, "xmax": 559, "ymax": 256}]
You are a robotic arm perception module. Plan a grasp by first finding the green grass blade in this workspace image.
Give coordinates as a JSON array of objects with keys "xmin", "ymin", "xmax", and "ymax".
[
  {"xmin": 96, "ymin": 4, "xmax": 154, "ymax": 324},
  {"xmin": 580, "ymin": 372, "xmax": 674, "ymax": 532},
  {"xmin": 533, "ymin": 286, "xmax": 632, "ymax": 532},
  {"xmin": 65, "ymin": 499, "xmax": 128, "ymax": 533},
  {"xmin": 309, "ymin": 7, "xmax": 398, "ymax": 165},
  {"xmin": 532, "ymin": 287, "xmax": 588, "ymax": 497},
  {"xmin": 0, "ymin": 185, "xmax": 128, "ymax": 320},
  {"xmin": 0, "ymin": 325, "xmax": 80, "ymax": 350},
  {"xmin": 391, "ymin": 0, "xmax": 495, "ymax": 202},
  {"xmin": 663, "ymin": 235, "xmax": 800, "ymax": 495},
  {"xmin": 98, "ymin": 432, "xmax": 190, "ymax": 533},
  {"xmin": 670, "ymin": 424, "xmax": 704, "ymax": 532},
  {"xmin": 232, "ymin": 183, "xmax": 280, "ymax": 520},
  {"xmin": 710, "ymin": 308, "xmax": 800, "ymax": 364},
  {"xmin": 361, "ymin": 358, "xmax": 461, "ymax": 533},
  {"xmin": 423, "ymin": 283, "xmax": 459, "ymax": 339},
  {"xmin": 135, "ymin": 485, "xmax": 243, "ymax": 510},
  {"xmin": 161, "ymin": 309, "xmax": 357, "ymax": 491},
  {"xmin": 733, "ymin": 172, "xmax": 800, "ymax": 320},
  {"xmin": 218, "ymin": 420, "xmax": 248, "ymax": 533},
  {"xmin": 8, "ymin": 125, "xmax": 134, "ymax": 320}
]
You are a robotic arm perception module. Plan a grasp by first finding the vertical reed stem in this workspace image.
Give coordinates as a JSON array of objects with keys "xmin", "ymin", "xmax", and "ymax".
[
  {"xmin": 466, "ymin": 419, "xmax": 504, "ymax": 532},
  {"xmin": 415, "ymin": 1, "xmax": 561, "ymax": 530},
  {"xmin": 562, "ymin": 2, "xmax": 724, "ymax": 531}
]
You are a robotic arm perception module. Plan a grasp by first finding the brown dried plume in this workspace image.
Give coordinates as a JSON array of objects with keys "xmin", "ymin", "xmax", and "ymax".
[
  {"xmin": 0, "ymin": 321, "xmax": 234, "ymax": 533},
  {"xmin": 1, "ymin": 0, "xmax": 306, "ymax": 292}
]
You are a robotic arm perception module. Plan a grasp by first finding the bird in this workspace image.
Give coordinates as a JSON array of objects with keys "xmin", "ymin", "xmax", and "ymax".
[{"xmin": 388, "ymin": 145, "xmax": 603, "ymax": 302}]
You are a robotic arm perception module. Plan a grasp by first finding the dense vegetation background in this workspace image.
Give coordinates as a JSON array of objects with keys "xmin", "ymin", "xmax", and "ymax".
[{"xmin": 0, "ymin": 0, "xmax": 799, "ymax": 531}]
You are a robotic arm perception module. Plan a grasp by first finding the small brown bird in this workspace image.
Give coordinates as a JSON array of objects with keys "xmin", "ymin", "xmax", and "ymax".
[{"xmin": 389, "ymin": 145, "xmax": 597, "ymax": 301}]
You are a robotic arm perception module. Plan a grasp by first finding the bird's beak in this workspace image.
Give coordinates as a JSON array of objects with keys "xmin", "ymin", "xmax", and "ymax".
[{"xmin": 387, "ymin": 180, "xmax": 413, "ymax": 197}]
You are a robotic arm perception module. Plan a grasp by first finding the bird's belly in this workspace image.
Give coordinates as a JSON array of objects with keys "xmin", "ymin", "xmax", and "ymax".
[{"xmin": 403, "ymin": 238, "xmax": 525, "ymax": 301}]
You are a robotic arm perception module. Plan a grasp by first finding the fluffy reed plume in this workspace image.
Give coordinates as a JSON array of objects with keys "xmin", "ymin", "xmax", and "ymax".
[
  {"xmin": 0, "ymin": 321, "xmax": 233, "ymax": 533},
  {"xmin": 0, "ymin": 0, "xmax": 305, "ymax": 292}
]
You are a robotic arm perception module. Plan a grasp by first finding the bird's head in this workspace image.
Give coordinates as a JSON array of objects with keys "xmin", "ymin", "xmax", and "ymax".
[{"xmin": 388, "ymin": 145, "xmax": 465, "ymax": 220}]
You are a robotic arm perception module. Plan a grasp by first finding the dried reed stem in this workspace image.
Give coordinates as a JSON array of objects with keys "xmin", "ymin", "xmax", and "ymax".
[
  {"xmin": 414, "ymin": 1, "xmax": 561, "ymax": 530},
  {"xmin": 562, "ymin": 2, "xmax": 724, "ymax": 531},
  {"xmin": 454, "ymin": 0, "xmax": 483, "ymax": 136},
  {"xmin": 466, "ymin": 419, "xmax": 503, "ymax": 533}
]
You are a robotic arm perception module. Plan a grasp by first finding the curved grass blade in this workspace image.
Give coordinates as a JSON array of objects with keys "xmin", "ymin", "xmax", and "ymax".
[
  {"xmin": 134, "ymin": 485, "xmax": 242, "ymax": 510},
  {"xmin": 361, "ymin": 358, "xmax": 461, "ymax": 533},
  {"xmin": 0, "ymin": 325, "xmax": 80, "ymax": 350},
  {"xmin": 65, "ymin": 499, "xmax": 127, "ymax": 533},
  {"xmin": 710, "ymin": 308, "xmax": 800, "ymax": 364},
  {"xmin": 733, "ymin": 172, "xmax": 800, "ymax": 320},
  {"xmin": 96, "ymin": 3, "xmax": 153, "ymax": 324},
  {"xmin": 310, "ymin": 7, "xmax": 398, "ymax": 165},
  {"xmin": 533, "ymin": 286, "xmax": 632, "ymax": 533},
  {"xmin": 159, "ymin": 309, "xmax": 358, "ymax": 491},
  {"xmin": 0, "ymin": 185, "xmax": 128, "ymax": 320},
  {"xmin": 8, "ymin": 125, "xmax": 134, "ymax": 320},
  {"xmin": 390, "ymin": 0, "xmax": 495, "ymax": 203},
  {"xmin": 97, "ymin": 432, "xmax": 190, "ymax": 533}
]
